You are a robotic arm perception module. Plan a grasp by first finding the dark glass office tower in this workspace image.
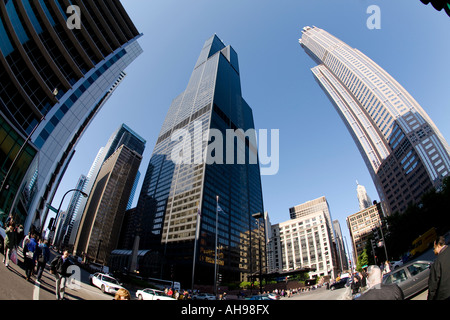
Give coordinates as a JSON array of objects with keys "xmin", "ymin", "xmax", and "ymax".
[
  {"xmin": 73, "ymin": 122, "xmax": 145, "ymax": 263},
  {"xmin": 134, "ymin": 35, "xmax": 264, "ymax": 287},
  {"xmin": 67, "ymin": 123, "xmax": 145, "ymax": 252},
  {"xmin": 74, "ymin": 143, "xmax": 143, "ymax": 265},
  {"xmin": 0, "ymin": 0, "xmax": 142, "ymax": 233}
]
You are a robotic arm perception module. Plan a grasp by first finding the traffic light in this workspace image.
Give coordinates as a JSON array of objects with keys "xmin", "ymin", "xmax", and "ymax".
[
  {"xmin": 420, "ymin": 0, "xmax": 450, "ymax": 17},
  {"xmin": 370, "ymin": 239, "xmax": 376, "ymax": 251},
  {"xmin": 48, "ymin": 218, "xmax": 55, "ymax": 231},
  {"xmin": 372, "ymin": 227, "xmax": 380, "ymax": 241}
]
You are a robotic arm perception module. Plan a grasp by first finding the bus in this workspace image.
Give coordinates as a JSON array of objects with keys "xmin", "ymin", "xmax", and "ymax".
[{"xmin": 410, "ymin": 227, "xmax": 437, "ymax": 257}]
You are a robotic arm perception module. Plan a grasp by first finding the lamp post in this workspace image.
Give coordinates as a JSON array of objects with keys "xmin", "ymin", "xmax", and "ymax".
[
  {"xmin": 252, "ymin": 212, "xmax": 263, "ymax": 294},
  {"xmin": 214, "ymin": 195, "xmax": 219, "ymax": 297},
  {"xmin": 378, "ymin": 221, "xmax": 389, "ymax": 261},
  {"xmin": 50, "ymin": 188, "xmax": 88, "ymax": 233}
]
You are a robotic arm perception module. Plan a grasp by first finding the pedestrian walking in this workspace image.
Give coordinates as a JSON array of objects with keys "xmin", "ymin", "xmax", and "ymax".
[
  {"xmin": 360, "ymin": 266, "xmax": 368, "ymax": 292},
  {"xmin": 23, "ymin": 233, "xmax": 37, "ymax": 281},
  {"xmin": 50, "ymin": 250, "xmax": 72, "ymax": 300},
  {"xmin": 357, "ymin": 265, "xmax": 404, "ymax": 300},
  {"xmin": 382, "ymin": 261, "xmax": 391, "ymax": 275},
  {"xmin": 351, "ymin": 273, "xmax": 361, "ymax": 295},
  {"xmin": 3, "ymin": 220, "xmax": 17, "ymax": 268},
  {"xmin": 427, "ymin": 235, "xmax": 450, "ymax": 300},
  {"xmin": 35, "ymin": 239, "xmax": 50, "ymax": 283},
  {"xmin": 21, "ymin": 232, "xmax": 30, "ymax": 250},
  {"xmin": 16, "ymin": 225, "xmax": 24, "ymax": 247}
]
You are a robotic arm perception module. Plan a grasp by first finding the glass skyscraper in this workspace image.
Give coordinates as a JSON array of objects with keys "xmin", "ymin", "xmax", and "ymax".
[
  {"xmin": 74, "ymin": 143, "xmax": 143, "ymax": 265},
  {"xmin": 0, "ymin": 0, "xmax": 142, "ymax": 233},
  {"xmin": 133, "ymin": 35, "xmax": 264, "ymax": 287},
  {"xmin": 300, "ymin": 26, "xmax": 450, "ymax": 215},
  {"xmin": 68, "ymin": 123, "xmax": 145, "ymax": 252},
  {"xmin": 53, "ymin": 174, "xmax": 88, "ymax": 249}
]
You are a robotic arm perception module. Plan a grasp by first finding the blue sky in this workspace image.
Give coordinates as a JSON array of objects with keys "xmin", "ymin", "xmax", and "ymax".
[{"xmin": 52, "ymin": 0, "xmax": 450, "ymax": 260}]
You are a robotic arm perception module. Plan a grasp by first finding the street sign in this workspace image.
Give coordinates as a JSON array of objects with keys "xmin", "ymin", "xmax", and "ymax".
[{"xmin": 46, "ymin": 203, "xmax": 58, "ymax": 213}]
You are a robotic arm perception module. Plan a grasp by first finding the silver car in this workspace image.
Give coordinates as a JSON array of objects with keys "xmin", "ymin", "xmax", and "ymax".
[
  {"xmin": 382, "ymin": 260, "xmax": 432, "ymax": 299},
  {"xmin": 192, "ymin": 293, "xmax": 216, "ymax": 300}
]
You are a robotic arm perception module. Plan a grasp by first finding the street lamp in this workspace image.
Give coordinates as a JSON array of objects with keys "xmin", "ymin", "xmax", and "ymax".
[
  {"xmin": 214, "ymin": 195, "xmax": 219, "ymax": 297},
  {"xmin": 50, "ymin": 188, "xmax": 88, "ymax": 232},
  {"xmin": 252, "ymin": 212, "xmax": 264, "ymax": 294}
]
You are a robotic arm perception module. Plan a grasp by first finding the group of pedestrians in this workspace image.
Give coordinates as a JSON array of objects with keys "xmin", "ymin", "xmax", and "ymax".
[
  {"xmin": 2, "ymin": 216, "xmax": 72, "ymax": 300},
  {"xmin": 3, "ymin": 219, "xmax": 51, "ymax": 283},
  {"xmin": 2, "ymin": 218, "xmax": 24, "ymax": 268},
  {"xmin": 350, "ymin": 269, "xmax": 368, "ymax": 296}
]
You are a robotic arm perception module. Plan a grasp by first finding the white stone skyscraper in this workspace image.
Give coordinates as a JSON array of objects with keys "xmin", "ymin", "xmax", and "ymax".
[
  {"xmin": 356, "ymin": 181, "xmax": 372, "ymax": 211},
  {"xmin": 300, "ymin": 26, "xmax": 450, "ymax": 215},
  {"xmin": 285, "ymin": 196, "xmax": 338, "ymax": 279}
]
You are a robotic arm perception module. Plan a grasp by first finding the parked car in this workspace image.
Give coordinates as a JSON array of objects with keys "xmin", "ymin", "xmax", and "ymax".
[
  {"xmin": 382, "ymin": 260, "xmax": 432, "ymax": 299},
  {"xmin": 329, "ymin": 277, "xmax": 350, "ymax": 291},
  {"xmin": 192, "ymin": 293, "xmax": 216, "ymax": 300},
  {"xmin": 267, "ymin": 292, "xmax": 281, "ymax": 300},
  {"xmin": 89, "ymin": 272, "xmax": 125, "ymax": 295},
  {"xmin": 248, "ymin": 294, "xmax": 272, "ymax": 300},
  {"xmin": 390, "ymin": 260, "xmax": 403, "ymax": 270},
  {"xmin": 136, "ymin": 288, "xmax": 176, "ymax": 300}
]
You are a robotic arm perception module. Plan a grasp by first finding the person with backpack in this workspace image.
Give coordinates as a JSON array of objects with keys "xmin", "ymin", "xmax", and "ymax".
[
  {"xmin": 50, "ymin": 250, "xmax": 72, "ymax": 300},
  {"xmin": 23, "ymin": 233, "xmax": 37, "ymax": 281},
  {"xmin": 35, "ymin": 239, "xmax": 50, "ymax": 283}
]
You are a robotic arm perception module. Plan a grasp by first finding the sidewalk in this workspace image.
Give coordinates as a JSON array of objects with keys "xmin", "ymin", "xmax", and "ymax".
[{"xmin": 1, "ymin": 248, "xmax": 87, "ymax": 300}]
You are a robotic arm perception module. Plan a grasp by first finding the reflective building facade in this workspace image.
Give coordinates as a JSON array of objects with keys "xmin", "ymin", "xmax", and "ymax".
[
  {"xmin": 74, "ymin": 143, "xmax": 143, "ymax": 265},
  {"xmin": 0, "ymin": 0, "xmax": 142, "ymax": 232},
  {"xmin": 134, "ymin": 35, "xmax": 265, "ymax": 286},
  {"xmin": 69, "ymin": 123, "xmax": 146, "ymax": 251},
  {"xmin": 300, "ymin": 26, "xmax": 450, "ymax": 215}
]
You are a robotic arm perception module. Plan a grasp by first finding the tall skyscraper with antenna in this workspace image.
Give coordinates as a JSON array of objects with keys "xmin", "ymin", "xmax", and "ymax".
[{"xmin": 134, "ymin": 35, "xmax": 264, "ymax": 286}]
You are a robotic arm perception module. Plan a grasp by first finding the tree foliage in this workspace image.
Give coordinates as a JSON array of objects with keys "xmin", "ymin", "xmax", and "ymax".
[
  {"xmin": 356, "ymin": 249, "xmax": 370, "ymax": 272},
  {"xmin": 369, "ymin": 177, "xmax": 450, "ymax": 261}
]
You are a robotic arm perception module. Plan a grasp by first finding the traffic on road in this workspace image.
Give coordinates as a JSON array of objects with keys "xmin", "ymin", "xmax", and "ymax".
[{"xmin": 1, "ymin": 229, "xmax": 448, "ymax": 301}]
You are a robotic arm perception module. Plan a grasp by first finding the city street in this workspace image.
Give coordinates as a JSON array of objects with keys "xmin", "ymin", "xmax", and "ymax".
[
  {"xmin": 0, "ymin": 249, "xmax": 112, "ymax": 300},
  {"xmin": 0, "ymin": 241, "xmax": 439, "ymax": 301},
  {"xmin": 280, "ymin": 285, "xmax": 427, "ymax": 300},
  {"xmin": 281, "ymin": 286, "xmax": 349, "ymax": 300},
  {"xmin": 278, "ymin": 243, "xmax": 442, "ymax": 301}
]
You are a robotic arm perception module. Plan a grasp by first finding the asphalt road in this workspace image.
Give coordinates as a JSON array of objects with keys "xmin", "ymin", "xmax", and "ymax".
[
  {"xmin": 281, "ymin": 286, "xmax": 349, "ymax": 300},
  {"xmin": 1, "ymin": 232, "xmax": 445, "ymax": 301}
]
